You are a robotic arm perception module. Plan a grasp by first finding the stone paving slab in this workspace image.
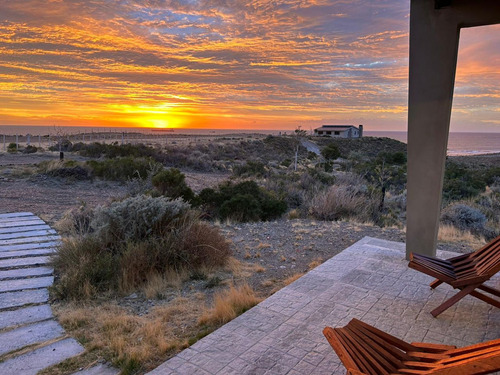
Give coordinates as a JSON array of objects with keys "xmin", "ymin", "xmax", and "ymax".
[
  {"xmin": 0, "ymin": 304, "xmax": 54, "ymax": 330},
  {"xmin": 0, "ymin": 219, "xmax": 46, "ymax": 228},
  {"xmin": 0, "ymin": 229, "xmax": 57, "ymax": 240},
  {"xmin": 0, "ymin": 255, "xmax": 51, "ymax": 269},
  {"xmin": 0, "ymin": 241, "xmax": 59, "ymax": 252},
  {"xmin": 0, "ymin": 288, "xmax": 49, "ymax": 310},
  {"xmin": 0, "ymin": 212, "xmax": 87, "ymax": 374},
  {"xmin": 0, "ymin": 247, "xmax": 56, "ymax": 259},
  {"xmin": 0, "ymin": 319, "xmax": 65, "ymax": 356},
  {"xmin": 0, "ymin": 338, "xmax": 84, "ymax": 375},
  {"xmin": 0, "ymin": 266, "xmax": 53, "ymax": 280},
  {"xmin": 0, "ymin": 224, "xmax": 51, "ymax": 234},
  {"xmin": 0, "ymin": 217, "xmax": 41, "ymax": 224},
  {"xmin": 0, "ymin": 234, "xmax": 60, "ymax": 245},
  {"xmin": 148, "ymin": 236, "xmax": 500, "ymax": 375},
  {"xmin": 0, "ymin": 212, "xmax": 34, "ymax": 219},
  {"xmin": 0, "ymin": 275, "xmax": 54, "ymax": 293}
]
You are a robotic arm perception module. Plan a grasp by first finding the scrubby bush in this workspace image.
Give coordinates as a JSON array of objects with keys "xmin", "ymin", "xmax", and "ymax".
[
  {"xmin": 308, "ymin": 180, "xmax": 378, "ymax": 223},
  {"xmin": 77, "ymin": 142, "xmax": 159, "ymax": 159},
  {"xmin": 151, "ymin": 168, "xmax": 195, "ymax": 202},
  {"xmin": 441, "ymin": 203, "xmax": 487, "ymax": 234},
  {"xmin": 233, "ymin": 161, "xmax": 267, "ymax": 177},
  {"xmin": 198, "ymin": 180, "xmax": 287, "ymax": 222},
  {"xmin": 52, "ymin": 195, "xmax": 232, "ymax": 300},
  {"xmin": 87, "ymin": 157, "xmax": 159, "ymax": 181}
]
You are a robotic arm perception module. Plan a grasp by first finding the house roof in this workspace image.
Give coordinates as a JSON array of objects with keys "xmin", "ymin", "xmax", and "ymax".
[{"xmin": 314, "ymin": 125, "xmax": 358, "ymax": 132}]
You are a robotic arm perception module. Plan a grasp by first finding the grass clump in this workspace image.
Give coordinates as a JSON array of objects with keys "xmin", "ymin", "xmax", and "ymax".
[
  {"xmin": 199, "ymin": 283, "xmax": 261, "ymax": 325},
  {"xmin": 52, "ymin": 195, "xmax": 232, "ymax": 300}
]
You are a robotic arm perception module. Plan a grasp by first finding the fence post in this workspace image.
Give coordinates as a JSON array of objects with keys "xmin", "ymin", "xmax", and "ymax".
[{"xmin": 16, "ymin": 134, "xmax": 18, "ymax": 150}]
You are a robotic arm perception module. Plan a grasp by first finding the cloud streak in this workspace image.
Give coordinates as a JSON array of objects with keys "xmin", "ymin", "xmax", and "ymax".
[{"xmin": 0, "ymin": 0, "xmax": 498, "ymax": 131}]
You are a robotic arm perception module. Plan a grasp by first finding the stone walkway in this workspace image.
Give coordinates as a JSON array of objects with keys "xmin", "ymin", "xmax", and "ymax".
[
  {"xmin": 0, "ymin": 212, "xmax": 84, "ymax": 374},
  {"xmin": 148, "ymin": 236, "xmax": 500, "ymax": 375}
]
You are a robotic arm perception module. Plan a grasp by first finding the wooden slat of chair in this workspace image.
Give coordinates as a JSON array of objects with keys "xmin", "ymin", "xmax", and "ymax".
[
  {"xmin": 336, "ymin": 329, "xmax": 382, "ymax": 375},
  {"xmin": 324, "ymin": 319, "xmax": 500, "ymax": 375},
  {"xmin": 350, "ymin": 319, "xmax": 415, "ymax": 353},
  {"xmin": 409, "ymin": 256, "xmax": 456, "ymax": 279},
  {"xmin": 430, "ymin": 351, "xmax": 500, "ymax": 375},
  {"xmin": 409, "ymin": 235, "xmax": 500, "ymax": 316},
  {"xmin": 342, "ymin": 328, "xmax": 394, "ymax": 375},
  {"xmin": 323, "ymin": 327, "xmax": 359, "ymax": 370},
  {"xmin": 410, "ymin": 254, "xmax": 456, "ymax": 275},
  {"xmin": 410, "ymin": 343, "xmax": 456, "ymax": 353},
  {"xmin": 443, "ymin": 338, "xmax": 500, "ymax": 358}
]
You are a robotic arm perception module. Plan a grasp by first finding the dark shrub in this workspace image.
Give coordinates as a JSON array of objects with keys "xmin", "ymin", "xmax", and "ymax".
[
  {"xmin": 321, "ymin": 144, "xmax": 341, "ymax": 160},
  {"xmin": 219, "ymin": 194, "xmax": 262, "ymax": 222},
  {"xmin": 23, "ymin": 145, "xmax": 38, "ymax": 154},
  {"xmin": 442, "ymin": 161, "xmax": 496, "ymax": 201},
  {"xmin": 87, "ymin": 157, "xmax": 157, "ymax": 181},
  {"xmin": 151, "ymin": 168, "xmax": 195, "ymax": 202},
  {"xmin": 47, "ymin": 165, "xmax": 90, "ymax": 180},
  {"xmin": 198, "ymin": 180, "xmax": 287, "ymax": 222},
  {"xmin": 7, "ymin": 142, "xmax": 17, "ymax": 153}
]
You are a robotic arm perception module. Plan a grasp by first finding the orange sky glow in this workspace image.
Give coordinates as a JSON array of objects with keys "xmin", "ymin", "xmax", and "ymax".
[{"xmin": 0, "ymin": 1, "xmax": 498, "ymax": 132}]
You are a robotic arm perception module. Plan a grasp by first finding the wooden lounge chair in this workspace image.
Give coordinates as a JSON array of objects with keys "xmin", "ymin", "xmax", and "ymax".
[
  {"xmin": 323, "ymin": 318, "xmax": 500, "ymax": 375},
  {"xmin": 408, "ymin": 235, "xmax": 500, "ymax": 317}
]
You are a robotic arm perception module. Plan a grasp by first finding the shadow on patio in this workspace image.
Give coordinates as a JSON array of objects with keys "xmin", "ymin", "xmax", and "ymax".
[{"xmin": 147, "ymin": 236, "xmax": 500, "ymax": 374}]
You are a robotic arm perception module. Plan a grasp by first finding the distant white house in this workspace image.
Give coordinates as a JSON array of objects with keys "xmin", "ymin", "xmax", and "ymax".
[{"xmin": 313, "ymin": 125, "xmax": 363, "ymax": 138}]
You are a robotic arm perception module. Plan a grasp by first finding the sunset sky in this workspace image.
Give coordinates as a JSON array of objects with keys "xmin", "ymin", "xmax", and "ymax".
[{"xmin": 0, "ymin": 1, "xmax": 498, "ymax": 132}]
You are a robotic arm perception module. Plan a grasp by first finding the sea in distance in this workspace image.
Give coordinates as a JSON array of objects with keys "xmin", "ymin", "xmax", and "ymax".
[{"xmin": 0, "ymin": 125, "xmax": 499, "ymax": 157}]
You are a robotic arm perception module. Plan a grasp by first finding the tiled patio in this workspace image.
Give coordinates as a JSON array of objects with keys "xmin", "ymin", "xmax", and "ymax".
[{"xmin": 148, "ymin": 236, "xmax": 500, "ymax": 375}]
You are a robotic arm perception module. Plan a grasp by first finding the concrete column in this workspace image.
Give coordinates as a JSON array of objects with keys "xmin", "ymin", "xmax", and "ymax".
[
  {"xmin": 406, "ymin": 0, "xmax": 500, "ymax": 259},
  {"xmin": 406, "ymin": 0, "xmax": 460, "ymax": 258}
]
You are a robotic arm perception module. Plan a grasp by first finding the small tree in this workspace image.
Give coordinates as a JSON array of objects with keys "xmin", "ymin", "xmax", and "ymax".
[{"xmin": 293, "ymin": 126, "xmax": 307, "ymax": 171}]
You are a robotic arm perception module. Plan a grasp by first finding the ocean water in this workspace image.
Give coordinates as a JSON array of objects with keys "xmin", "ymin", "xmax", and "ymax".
[
  {"xmin": 365, "ymin": 131, "xmax": 500, "ymax": 156},
  {"xmin": 0, "ymin": 125, "xmax": 499, "ymax": 156}
]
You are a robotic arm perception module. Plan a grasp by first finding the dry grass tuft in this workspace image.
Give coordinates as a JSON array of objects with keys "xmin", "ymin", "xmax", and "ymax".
[
  {"xmin": 438, "ymin": 224, "xmax": 486, "ymax": 248},
  {"xmin": 199, "ymin": 283, "xmax": 261, "ymax": 325},
  {"xmin": 288, "ymin": 209, "xmax": 300, "ymax": 220},
  {"xmin": 141, "ymin": 270, "xmax": 186, "ymax": 299},
  {"xmin": 224, "ymin": 257, "xmax": 265, "ymax": 278},
  {"xmin": 282, "ymin": 273, "xmax": 303, "ymax": 286},
  {"xmin": 54, "ymin": 297, "xmax": 206, "ymax": 373},
  {"xmin": 308, "ymin": 258, "xmax": 323, "ymax": 270},
  {"xmin": 256, "ymin": 242, "xmax": 272, "ymax": 249},
  {"xmin": 270, "ymin": 273, "xmax": 304, "ymax": 294}
]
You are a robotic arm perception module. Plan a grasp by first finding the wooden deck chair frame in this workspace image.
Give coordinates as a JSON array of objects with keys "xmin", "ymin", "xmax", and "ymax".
[
  {"xmin": 408, "ymin": 235, "xmax": 500, "ymax": 317},
  {"xmin": 323, "ymin": 318, "xmax": 500, "ymax": 375}
]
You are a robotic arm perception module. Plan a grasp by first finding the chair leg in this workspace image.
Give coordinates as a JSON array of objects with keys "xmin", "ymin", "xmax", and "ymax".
[
  {"xmin": 430, "ymin": 279, "xmax": 443, "ymax": 289},
  {"xmin": 478, "ymin": 284, "xmax": 500, "ymax": 298},
  {"xmin": 431, "ymin": 284, "xmax": 478, "ymax": 317},
  {"xmin": 470, "ymin": 290, "xmax": 500, "ymax": 309}
]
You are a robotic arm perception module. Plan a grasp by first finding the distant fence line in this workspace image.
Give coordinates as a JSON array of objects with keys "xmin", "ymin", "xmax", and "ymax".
[{"xmin": 0, "ymin": 131, "xmax": 259, "ymax": 152}]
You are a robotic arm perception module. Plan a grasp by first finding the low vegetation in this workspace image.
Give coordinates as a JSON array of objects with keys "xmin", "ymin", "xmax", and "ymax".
[{"xmin": 52, "ymin": 195, "xmax": 231, "ymax": 300}]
